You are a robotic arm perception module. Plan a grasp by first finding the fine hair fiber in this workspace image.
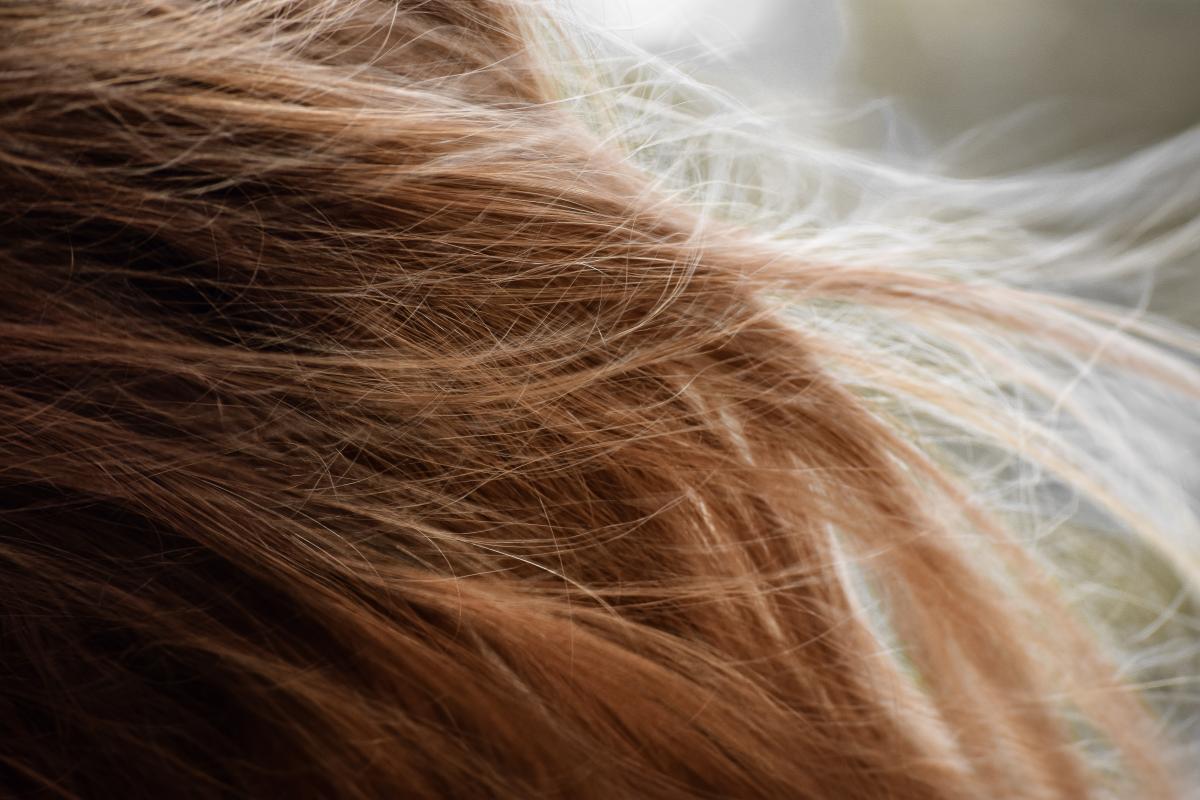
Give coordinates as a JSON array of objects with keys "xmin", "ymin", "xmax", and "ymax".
[{"xmin": 2, "ymin": 1, "xmax": 1199, "ymax": 798}]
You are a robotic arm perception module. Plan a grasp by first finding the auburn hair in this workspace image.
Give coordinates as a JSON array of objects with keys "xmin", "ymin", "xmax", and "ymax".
[{"xmin": 1, "ymin": 1, "xmax": 1197, "ymax": 797}]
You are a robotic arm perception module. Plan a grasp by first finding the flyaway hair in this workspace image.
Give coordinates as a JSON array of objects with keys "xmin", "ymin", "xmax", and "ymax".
[{"xmin": 1, "ymin": 1, "xmax": 1199, "ymax": 798}]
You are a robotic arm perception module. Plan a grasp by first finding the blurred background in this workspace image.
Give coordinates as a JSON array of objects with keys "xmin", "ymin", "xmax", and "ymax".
[
  {"xmin": 568, "ymin": 0, "xmax": 1200, "ymax": 324},
  {"xmin": 566, "ymin": 0, "xmax": 1200, "ymax": 742},
  {"xmin": 569, "ymin": 0, "xmax": 1200, "ymax": 173}
]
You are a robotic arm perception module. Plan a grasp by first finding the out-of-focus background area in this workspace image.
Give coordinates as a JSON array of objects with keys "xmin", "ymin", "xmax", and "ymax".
[
  {"xmin": 565, "ymin": 0, "xmax": 1200, "ymax": 735},
  {"xmin": 569, "ymin": 0, "xmax": 1200, "ymax": 174},
  {"xmin": 569, "ymin": 0, "xmax": 1200, "ymax": 326}
]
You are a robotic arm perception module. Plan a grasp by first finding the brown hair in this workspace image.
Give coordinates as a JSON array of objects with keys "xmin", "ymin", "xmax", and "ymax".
[{"xmin": 1, "ymin": 1, "xmax": 1196, "ymax": 797}]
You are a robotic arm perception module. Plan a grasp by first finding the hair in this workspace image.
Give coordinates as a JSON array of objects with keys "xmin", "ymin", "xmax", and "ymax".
[{"xmin": 2, "ymin": 1, "xmax": 1198, "ymax": 797}]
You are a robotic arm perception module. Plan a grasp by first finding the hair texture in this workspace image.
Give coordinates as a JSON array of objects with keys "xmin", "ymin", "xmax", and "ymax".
[{"xmin": 2, "ymin": 1, "xmax": 1199, "ymax": 798}]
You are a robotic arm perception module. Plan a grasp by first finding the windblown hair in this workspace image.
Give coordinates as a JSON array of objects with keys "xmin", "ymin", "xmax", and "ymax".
[{"xmin": 2, "ymin": 1, "xmax": 1198, "ymax": 798}]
